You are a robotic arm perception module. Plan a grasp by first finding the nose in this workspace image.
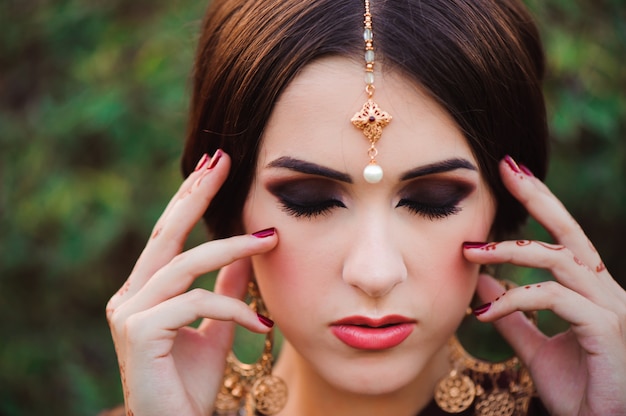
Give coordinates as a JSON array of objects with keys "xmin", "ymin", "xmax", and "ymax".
[{"xmin": 341, "ymin": 216, "xmax": 407, "ymax": 298}]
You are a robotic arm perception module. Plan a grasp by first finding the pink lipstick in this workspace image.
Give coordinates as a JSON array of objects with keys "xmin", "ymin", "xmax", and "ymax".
[{"xmin": 330, "ymin": 315, "xmax": 415, "ymax": 350}]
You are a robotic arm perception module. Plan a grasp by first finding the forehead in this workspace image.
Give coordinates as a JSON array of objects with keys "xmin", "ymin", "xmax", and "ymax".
[{"xmin": 259, "ymin": 56, "xmax": 475, "ymax": 177}]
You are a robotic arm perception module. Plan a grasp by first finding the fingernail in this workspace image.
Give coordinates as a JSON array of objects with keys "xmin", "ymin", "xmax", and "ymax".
[
  {"xmin": 252, "ymin": 227, "xmax": 276, "ymax": 238},
  {"xmin": 473, "ymin": 303, "xmax": 492, "ymax": 316},
  {"xmin": 519, "ymin": 164, "xmax": 534, "ymax": 177},
  {"xmin": 194, "ymin": 153, "xmax": 209, "ymax": 171},
  {"xmin": 504, "ymin": 155, "xmax": 521, "ymax": 174},
  {"xmin": 463, "ymin": 241, "xmax": 488, "ymax": 249},
  {"xmin": 207, "ymin": 149, "xmax": 223, "ymax": 169},
  {"xmin": 257, "ymin": 313, "xmax": 274, "ymax": 328}
]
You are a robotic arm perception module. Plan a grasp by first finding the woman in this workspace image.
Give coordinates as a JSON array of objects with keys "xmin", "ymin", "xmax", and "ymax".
[{"xmin": 105, "ymin": 0, "xmax": 626, "ymax": 415}]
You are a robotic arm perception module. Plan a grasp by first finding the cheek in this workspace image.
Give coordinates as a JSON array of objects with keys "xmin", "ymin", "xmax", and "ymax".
[
  {"xmin": 250, "ymin": 230, "xmax": 338, "ymax": 330},
  {"xmin": 244, "ymin": 197, "xmax": 335, "ymax": 318},
  {"xmin": 408, "ymin": 236, "xmax": 477, "ymax": 319},
  {"xmin": 245, "ymin": 181, "xmax": 495, "ymax": 326},
  {"xmin": 403, "ymin": 200, "xmax": 494, "ymax": 316}
]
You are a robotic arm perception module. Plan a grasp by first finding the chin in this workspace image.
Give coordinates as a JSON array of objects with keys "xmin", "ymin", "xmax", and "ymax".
[{"xmin": 308, "ymin": 348, "xmax": 434, "ymax": 397}]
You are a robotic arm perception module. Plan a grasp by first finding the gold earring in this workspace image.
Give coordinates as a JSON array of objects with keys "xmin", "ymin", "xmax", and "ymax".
[
  {"xmin": 435, "ymin": 281, "xmax": 536, "ymax": 416},
  {"xmin": 434, "ymin": 336, "xmax": 534, "ymax": 416},
  {"xmin": 214, "ymin": 282, "xmax": 288, "ymax": 416}
]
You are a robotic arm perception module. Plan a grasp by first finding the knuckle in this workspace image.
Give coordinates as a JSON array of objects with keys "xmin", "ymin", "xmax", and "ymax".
[
  {"xmin": 168, "ymin": 251, "xmax": 190, "ymax": 270},
  {"xmin": 215, "ymin": 238, "xmax": 248, "ymax": 265},
  {"xmin": 552, "ymin": 247, "xmax": 575, "ymax": 268},
  {"xmin": 108, "ymin": 307, "xmax": 127, "ymax": 333},
  {"xmin": 105, "ymin": 299, "xmax": 116, "ymax": 324},
  {"xmin": 599, "ymin": 310, "xmax": 621, "ymax": 336},
  {"xmin": 124, "ymin": 312, "xmax": 148, "ymax": 343},
  {"xmin": 223, "ymin": 249, "xmax": 242, "ymax": 266},
  {"xmin": 552, "ymin": 215, "xmax": 581, "ymax": 239},
  {"xmin": 540, "ymin": 280, "xmax": 561, "ymax": 297},
  {"xmin": 187, "ymin": 287, "xmax": 209, "ymax": 304},
  {"xmin": 155, "ymin": 220, "xmax": 185, "ymax": 249}
]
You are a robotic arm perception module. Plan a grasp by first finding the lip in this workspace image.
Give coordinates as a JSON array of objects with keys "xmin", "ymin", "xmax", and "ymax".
[{"xmin": 330, "ymin": 315, "xmax": 416, "ymax": 351}]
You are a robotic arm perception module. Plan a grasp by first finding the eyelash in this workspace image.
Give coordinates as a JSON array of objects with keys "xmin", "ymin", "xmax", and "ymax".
[
  {"xmin": 396, "ymin": 199, "xmax": 461, "ymax": 219},
  {"xmin": 279, "ymin": 198, "xmax": 346, "ymax": 218},
  {"xmin": 279, "ymin": 198, "xmax": 461, "ymax": 220}
]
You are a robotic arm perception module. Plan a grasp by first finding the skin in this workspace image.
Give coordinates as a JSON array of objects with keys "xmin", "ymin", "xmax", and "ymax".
[
  {"xmin": 242, "ymin": 58, "xmax": 495, "ymax": 415},
  {"xmin": 106, "ymin": 57, "xmax": 626, "ymax": 416}
]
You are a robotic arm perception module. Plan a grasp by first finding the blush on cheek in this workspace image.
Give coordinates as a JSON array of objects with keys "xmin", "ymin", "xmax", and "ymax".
[
  {"xmin": 252, "ymin": 245, "xmax": 309, "ymax": 314},
  {"xmin": 422, "ymin": 243, "xmax": 479, "ymax": 314}
]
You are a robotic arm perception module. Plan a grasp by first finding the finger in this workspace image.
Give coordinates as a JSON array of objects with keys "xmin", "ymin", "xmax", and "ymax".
[
  {"xmin": 464, "ymin": 240, "xmax": 620, "ymax": 309},
  {"xmin": 197, "ymin": 257, "xmax": 256, "ymax": 346},
  {"xmin": 113, "ymin": 230, "xmax": 278, "ymax": 325},
  {"xmin": 110, "ymin": 150, "xmax": 228, "ymax": 307},
  {"xmin": 474, "ymin": 274, "xmax": 547, "ymax": 365},
  {"xmin": 474, "ymin": 274, "xmax": 617, "ymax": 358},
  {"xmin": 107, "ymin": 155, "xmax": 209, "ymax": 315},
  {"xmin": 500, "ymin": 156, "xmax": 610, "ymax": 280},
  {"xmin": 123, "ymin": 288, "xmax": 273, "ymax": 359},
  {"xmin": 153, "ymin": 152, "xmax": 211, "ymax": 231},
  {"xmin": 135, "ymin": 150, "xmax": 227, "ymax": 280},
  {"xmin": 213, "ymin": 257, "xmax": 254, "ymax": 300},
  {"xmin": 121, "ymin": 286, "xmax": 275, "ymax": 416}
]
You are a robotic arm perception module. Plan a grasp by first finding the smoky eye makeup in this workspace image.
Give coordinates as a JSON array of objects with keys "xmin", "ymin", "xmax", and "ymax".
[
  {"xmin": 396, "ymin": 179, "xmax": 475, "ymax": 220},
  {"xmin": 267, "ymin": 178, "xmax": 347, "ymax": 218}
]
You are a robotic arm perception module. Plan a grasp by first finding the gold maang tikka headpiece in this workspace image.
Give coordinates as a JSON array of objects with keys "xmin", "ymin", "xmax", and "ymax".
[{"xmin": 351, "ymin": 0, "xmax": 392, "ymax": 184}]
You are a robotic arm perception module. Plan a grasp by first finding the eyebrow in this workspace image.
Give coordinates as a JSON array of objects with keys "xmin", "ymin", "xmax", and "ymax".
[
  {"xmin": 400, "ymin": 158, "xmax": 477, "ymax": 180},
  {"xmin": 267, "ymin": 156, "xmax": 353, "ymax": 183},
  {"xmin": 266, "ymin": 156, "xmax": 477, "ymax": 183}
]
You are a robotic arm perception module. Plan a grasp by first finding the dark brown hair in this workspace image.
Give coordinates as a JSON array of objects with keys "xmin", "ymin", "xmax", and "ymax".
[{"xmin": 182, "ymin": 0, "xmax": 548, "ymax": 239}]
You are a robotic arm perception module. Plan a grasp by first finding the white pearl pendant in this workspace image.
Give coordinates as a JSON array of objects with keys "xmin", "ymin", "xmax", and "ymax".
[{"xmin": 363, "ymin": 162, "xmax": 383, "ymax": 183}]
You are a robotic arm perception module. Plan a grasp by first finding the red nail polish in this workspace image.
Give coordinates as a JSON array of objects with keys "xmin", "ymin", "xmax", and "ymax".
[
  {"xmin": 473, "ymin": 303, "xmax": 492, "ymax": 316},
  {"xmin": 207, "ymin": 149, "xmax": 223, "ymax": 169},
  {"xmin": 504, "ymin": 155, "xmax": 521, "ymax": 173},
  {"xmin": 252, "ymin": 227, "xmax": 276, "ymax": 238},
  {"xmin": 257, "ymin": 313, "xmax": 274, "ymax": 328},
  {"xmin": 194, "ymin": 153, "xmax": 209, "ymax": 171},
  {"xmin": 463, "ymin": 242, "xmax": 488, "ymax": 249},
  {"xmin": 519, "ymin": 164, "xmax": 534, "ymax": 177}
]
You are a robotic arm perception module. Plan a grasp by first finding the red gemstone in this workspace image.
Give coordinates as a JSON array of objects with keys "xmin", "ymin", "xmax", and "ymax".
[{"xmin": 368, "ymin": 116, "xmax": 376, "ymax": 122}]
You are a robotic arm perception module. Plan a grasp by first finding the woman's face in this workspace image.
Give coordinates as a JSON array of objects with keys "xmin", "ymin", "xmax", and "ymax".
[{"xmin": 242, "ymin": 57, "xmax": 496, "ymax": 394}]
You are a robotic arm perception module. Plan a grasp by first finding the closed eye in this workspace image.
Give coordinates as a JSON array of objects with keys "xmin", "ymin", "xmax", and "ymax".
[
  {"xmin": 396, "ymin": 199, "xmax": 461, "ymax": 219},
  {"xmin": 280, "ymin": 198, "xmax": 346, "ymax": 218},
  {"xmin": 267, "ymin": 178, "xmax": 347, "ymax": 219},
  {"xmin": 396, "ymin": 179, "xmax": 474, "ymax": 220}
]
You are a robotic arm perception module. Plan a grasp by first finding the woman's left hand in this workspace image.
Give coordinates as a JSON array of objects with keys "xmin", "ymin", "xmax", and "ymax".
[{"xmin": 463, "ymin": 155, "xmax": 626, "ymax": 416}]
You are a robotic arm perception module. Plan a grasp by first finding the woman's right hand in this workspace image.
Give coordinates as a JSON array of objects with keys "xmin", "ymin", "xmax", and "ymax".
[{"xmin": 105, "ymin": 150, "xmax": 278, "ymax": 416}]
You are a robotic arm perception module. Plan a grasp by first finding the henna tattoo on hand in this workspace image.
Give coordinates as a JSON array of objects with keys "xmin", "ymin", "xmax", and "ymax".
[
  {"xmin": 535, "ymin": 241, "xmax": 565, "ymax": 250},
  {"xmin": 106, "ymin": 306, "xmax": 115, "ymax": 323},
  {"xmin": 515, "ymin": 240, "xmax": 565, "ymax": 250},
  {"xmin": 179, "ymin": 187, "xmax": 193, "ymax": 200},
  {"xmin": 482, "ymin": 242, "xmax": 498, "ymax": 251},
  {"xmin": 117, "ymin": 280, "xmax": 131, "ymax": 297}
]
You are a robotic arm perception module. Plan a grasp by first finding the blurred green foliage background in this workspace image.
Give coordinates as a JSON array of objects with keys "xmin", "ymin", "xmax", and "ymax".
[{"xmin": 0, "ymin": 0, "xmax": 624, "ymax": 414}]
